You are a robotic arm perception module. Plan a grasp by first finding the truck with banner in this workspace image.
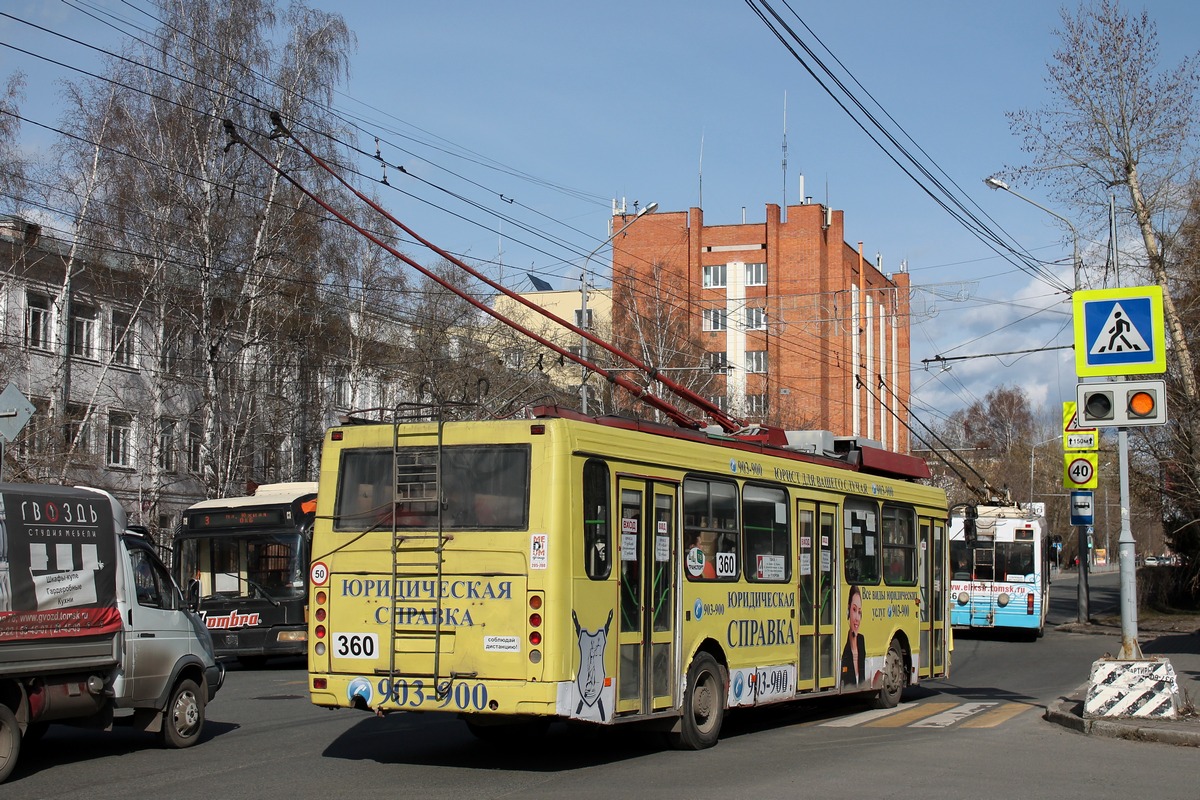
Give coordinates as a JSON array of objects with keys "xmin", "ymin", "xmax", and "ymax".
[{"xmin": 0, "ymin": 483, "xmax": 224, "ymax": 783}]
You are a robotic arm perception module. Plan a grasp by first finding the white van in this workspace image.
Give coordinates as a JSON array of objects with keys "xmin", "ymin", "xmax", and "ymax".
[{"xmin": 0, "ymin": 483, "xmax": 224, "ymax": 783}]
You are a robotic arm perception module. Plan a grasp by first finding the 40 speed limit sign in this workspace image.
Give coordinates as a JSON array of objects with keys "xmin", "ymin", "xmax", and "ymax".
[{"xmin": 1063, "ymin": 453, "xmax": 1098, "ymax": 489}]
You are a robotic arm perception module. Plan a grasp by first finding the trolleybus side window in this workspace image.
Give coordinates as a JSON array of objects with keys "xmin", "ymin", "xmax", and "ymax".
[
  {"xmin": 882, "ymin": 504, "xmax": 917, "ymax": 585},
  {"xmin": 843, "ymin": 499, "xmax": 880, "ymax": 584},
  {"xmin": 683, "ymin": 477, "xmax": 738, "ymax": 581},
  {"xmin": 742, "ymin": 483, "xmax": 790, "ymax": 582},
  {"xmin": 583, "ymin": 459, "xmax": 611, "ymax": 580}
]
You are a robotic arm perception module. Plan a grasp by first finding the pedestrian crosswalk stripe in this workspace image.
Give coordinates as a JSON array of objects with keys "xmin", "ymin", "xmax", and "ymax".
[
  {"xmin": 818, "ymin": 700, "xmax": 1033, "ymax": 729},
  {"xmin": 912, "ymin": 701, "xmax": 998, "ymax": 727},
  {"xmin": 863, "ymin": 701, "xmax": 959, "ymax": 728},
  {"xmin": 818, "ymin": 706, "xmax": 907, "ymax": 727},
  {"xmin": 960, "ymin": 702, "xmax": 1033, "ymax": 728}
]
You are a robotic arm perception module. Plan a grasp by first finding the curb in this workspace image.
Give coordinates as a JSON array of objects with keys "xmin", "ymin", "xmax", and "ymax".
[{"xmin": 1044, "ymin": 689, "xmax": 1200, "ymax": 747}]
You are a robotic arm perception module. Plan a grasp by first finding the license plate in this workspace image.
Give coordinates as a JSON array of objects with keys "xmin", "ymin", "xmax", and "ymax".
[{"xmin": 224, "ymin": 633, "xmax": 239, "ymax": 647}]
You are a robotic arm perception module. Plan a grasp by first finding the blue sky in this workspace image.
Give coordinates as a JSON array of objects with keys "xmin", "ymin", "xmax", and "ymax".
[{"xmin": 4, "ymin": 1, "xmax": 1199, "ymax": 430}]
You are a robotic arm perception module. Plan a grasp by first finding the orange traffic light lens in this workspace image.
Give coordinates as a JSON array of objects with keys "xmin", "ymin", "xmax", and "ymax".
[{"xmin": 1128, "ymin": 391, "xmax": 1156, "ymax": 417}]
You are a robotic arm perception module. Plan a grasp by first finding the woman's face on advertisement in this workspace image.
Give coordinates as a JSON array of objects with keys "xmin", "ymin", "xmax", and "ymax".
[{"xmin": 849, "ymin": 592, "xmax": 862, "ymax": 632}]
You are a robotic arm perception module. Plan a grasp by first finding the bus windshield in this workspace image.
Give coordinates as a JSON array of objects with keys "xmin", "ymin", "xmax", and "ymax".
[
  {"xmin": 178, "ymin": 532, "xmax": 307, "ymax": 602},
  {"xmin": 333, "ymin": 445, "xmax": 530, "ymax": 531}
]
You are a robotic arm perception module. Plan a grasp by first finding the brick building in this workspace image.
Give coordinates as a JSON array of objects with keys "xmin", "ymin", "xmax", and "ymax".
[{"xmin": 610, "ymin": 202, "xmax": 912, "ymax": 451}]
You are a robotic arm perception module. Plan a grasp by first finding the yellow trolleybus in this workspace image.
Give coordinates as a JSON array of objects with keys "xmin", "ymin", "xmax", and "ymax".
[{"xmin": 307, "ymin": 406, "xmax": 950, "ymax": 748}]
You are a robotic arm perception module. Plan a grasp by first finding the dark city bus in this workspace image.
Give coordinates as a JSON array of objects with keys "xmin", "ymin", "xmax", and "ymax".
[{"xmin": 176, "ymin": 482, "xmax": 317, "ymax": 667}]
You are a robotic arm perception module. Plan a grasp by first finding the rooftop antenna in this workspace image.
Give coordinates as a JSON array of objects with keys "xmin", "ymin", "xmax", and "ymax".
[
  {"xmin": 698, "ymin": 130, "xmax": 704, "ymax": 210},
  {"xmin": 782, "ymin": 91, "xmax": 788, "ymax": 214}
]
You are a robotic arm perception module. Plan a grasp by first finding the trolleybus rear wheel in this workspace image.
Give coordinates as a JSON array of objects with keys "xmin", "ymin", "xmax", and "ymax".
[
  {"xmin": 668, "ymin": 652, "xmax": 725, "ymax": 750},
  {"xmin": 874, "ymin": 640, "xmax": 906, "ymax": 709}
]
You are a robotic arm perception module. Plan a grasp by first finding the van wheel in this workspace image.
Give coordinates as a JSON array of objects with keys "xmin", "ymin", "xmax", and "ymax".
[
  {"xmin": 667, "ymin": 652, "xmax": 725, "ymax": 750},
  {"xmin": 0, "ymin": 704, "xmax": 21, "ymax": 784},
  {"xmin": 874, "ymin": 640, "xmax": 906, "ymax": 709},
  {"xmin": 162, "ymin": 679, "xmax": 205, "ymax": 749}
]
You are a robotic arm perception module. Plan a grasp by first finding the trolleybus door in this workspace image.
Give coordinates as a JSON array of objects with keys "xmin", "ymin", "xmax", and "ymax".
[
  {"xmin": 615, "ymin": 478, "xmax": 677, "ymax": 716},
  {"xmin": 817, "ymin": 505, "xmax": 838, "ymax": 689},
  {"xmin": 918, "ymin": 517, "xmax": 948, "ymax": 678},
  {"xmin": 796, "ymin": 501, "xmax": 818, "ymax": 691},
  {"xmin": 798, "ymin": 501, "xmax": 839, "ymax": 691}
]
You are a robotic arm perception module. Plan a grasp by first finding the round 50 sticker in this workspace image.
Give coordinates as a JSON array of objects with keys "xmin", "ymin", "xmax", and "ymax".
[{"xmin": 310, "ymin": 561, "xmax": 329, "ymax": 586}]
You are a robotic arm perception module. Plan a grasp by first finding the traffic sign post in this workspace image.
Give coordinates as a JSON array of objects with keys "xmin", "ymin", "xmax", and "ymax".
[
  {"xmin": 0, "ymin": 382, "xmax": 35, "ymax": 482},
  {"xmin": 1063, "ymin": 452, "xmax": 1098, "ymax": 490},
  {"xmin": 1073, "ymin": 286, "xmax": 1166, "ymax": 377},
  {"xmin": 1070, "ymin": 490, "xmax": 1095, "ymax": 526},
  {"xmin": 1062, "ymin": 401, "xmax": 1098, "ymax": 451}
]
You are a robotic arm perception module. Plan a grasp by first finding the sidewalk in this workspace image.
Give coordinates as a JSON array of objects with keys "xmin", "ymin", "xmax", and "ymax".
[{"xmin": 1044, "ymin": 617, "xmax": 1200, "ymax": 747}]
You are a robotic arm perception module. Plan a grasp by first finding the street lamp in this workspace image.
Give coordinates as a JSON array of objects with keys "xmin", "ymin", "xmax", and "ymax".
[
  {"xmin": 983, "ymin": 176, "xmax": 1080, "ymax": 291},
  {"xmin": 1029, "ymin": 434, "xmax": 1062, "ymax": 506},
  {"xmin": 580, "ymin": 202, "xmax": 658, "ymax": 414},
  {"xmin": 986, "ymin": 175, "xmax": 1095, "ymax": 625}
]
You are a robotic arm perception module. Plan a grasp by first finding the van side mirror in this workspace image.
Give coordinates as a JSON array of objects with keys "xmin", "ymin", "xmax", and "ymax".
[{"xmin": 187, "ymin": 578, "xmax": 201, "ymax": 610}]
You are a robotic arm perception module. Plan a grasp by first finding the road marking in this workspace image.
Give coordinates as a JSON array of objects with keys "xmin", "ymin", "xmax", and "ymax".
[
  {"xmin": 960, "ymin": 702, "xmax": 1035, "ymax": 728},
  {"xmin": 819, "ymin": 706, "xmax": 908, "ymax": 727},
  {"xmin": 819, "ymin": 700, "xmax": 1034, "ymax": 730},
  {"xmin": 863, "ymin": 701, "xmax": 959, "ymax": 727},
  {"xmin": 912, "ymin": 701, "xmax": 996, "ymax": 727}
]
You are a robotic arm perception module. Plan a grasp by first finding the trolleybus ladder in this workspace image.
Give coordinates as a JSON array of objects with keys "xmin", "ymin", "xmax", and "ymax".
[
  {"xmin": 970, "ymin": 527, "xmax": 997, "ymax": 627},
  {"xmin": 386, "ymin": 405, "xmax": 453, "ymax": 698}
]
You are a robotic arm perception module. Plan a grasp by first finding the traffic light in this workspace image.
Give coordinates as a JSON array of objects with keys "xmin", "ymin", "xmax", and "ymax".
[{"xmin": 1076, "ymin": 379, "xmax": 1167, "ymax": 427}]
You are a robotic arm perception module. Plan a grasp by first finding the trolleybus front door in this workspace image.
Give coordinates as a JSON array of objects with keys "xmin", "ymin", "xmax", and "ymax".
[
  {"xmin": 797, "ymin": 500, "xmax": 838, "ymax": 691},
  {"xmin": 615, "ymin": 478, "xmax": 677, "ymax": 716},
  {"xmin": 918, "ymin": 517, "xmax": 948, "ymax": 678}
]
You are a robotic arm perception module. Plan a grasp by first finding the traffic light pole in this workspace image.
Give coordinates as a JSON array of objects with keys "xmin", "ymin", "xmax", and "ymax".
[
  {"xmin": 1077, "ymin": 521, "xmax": 1089, "ymax": 623},
  {"xmin": 1116, "ymin": 427, "xmax": 1143, "ymax": 658}
]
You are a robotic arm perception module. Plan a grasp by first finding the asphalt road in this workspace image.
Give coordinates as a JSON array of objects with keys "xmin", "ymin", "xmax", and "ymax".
[{"xmin": 6, "ymin": 569, "xmax": 1198, "ymax": 799}]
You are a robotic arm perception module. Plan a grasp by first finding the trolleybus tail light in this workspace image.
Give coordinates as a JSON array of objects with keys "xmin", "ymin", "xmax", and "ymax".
[
  {"xmin": 528, "ymin": 593, "xmax": 544, "ymax": 652},
  {"xmin": 331, "ymin": 430, "xmax": 343, "ymax": 441},
  {"xmin": 315, "ymin": 624, "xmax": 326, "ymax": 639},
  {"xmin": 530, "ymin": 424, "xmax": 546, "ymax": 435},
  {"xmin": 315, "ymin": 607, "xmax": 327, "ymax": 622},
  {"xmin": 316, "ymin": 590, "xmax": 327, "ymax": 605},
  {"xmin": 1027, "ymin": 593, "xmax": 1035, "ymax": 615}
]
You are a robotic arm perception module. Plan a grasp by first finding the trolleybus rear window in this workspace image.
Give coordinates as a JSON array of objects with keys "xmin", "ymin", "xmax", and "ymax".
[{"xmin": 333, "ymin": 445, "xmax": 530, "ymax": 531}]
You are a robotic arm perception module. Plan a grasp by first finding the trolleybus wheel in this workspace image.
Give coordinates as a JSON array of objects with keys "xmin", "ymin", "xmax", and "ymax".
[
  {"xmin": 668, "ymin": 652, "xmax": 725, "ymax": 750},
  {"xmin": 874, "ymin": 640, "xmax": 906, "ymax": 709},
  {"xmin": 0, "ymin": 704, "xmax": 21, "ymax": 784},
  {"xmin": 161, "ymin": 679, "xmax": 205, "ymax": 749}
]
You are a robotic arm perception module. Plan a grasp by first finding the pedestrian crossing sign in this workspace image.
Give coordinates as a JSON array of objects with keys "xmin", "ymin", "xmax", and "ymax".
[{"xmin": 1073, "ymin": 286, "xmax": 1166, "ymax": 377}]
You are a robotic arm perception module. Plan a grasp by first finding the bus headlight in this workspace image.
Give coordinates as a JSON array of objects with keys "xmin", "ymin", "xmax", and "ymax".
[{"xmin": 997, "ymin": 593, "xmax": 1010, "ymax": 607}]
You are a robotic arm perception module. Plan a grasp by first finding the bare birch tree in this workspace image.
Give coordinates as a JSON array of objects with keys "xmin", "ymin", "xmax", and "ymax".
[
  {"xmin": 62, "ymin": 0, "xmax": 354, "ymax": 500},
  {"xmin": 1006, "ymin": 0, "xmax": 1200, "ymax": 400}
]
